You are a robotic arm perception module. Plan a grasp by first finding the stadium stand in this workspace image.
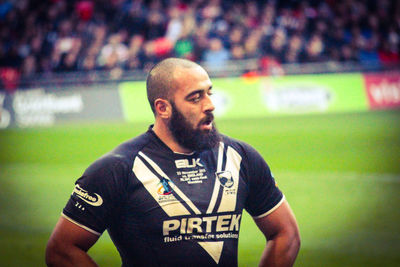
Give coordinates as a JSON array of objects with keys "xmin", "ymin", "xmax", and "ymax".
[{"xmin": 0, "ymin": 0, "xmax": 399, "ymax": 90}]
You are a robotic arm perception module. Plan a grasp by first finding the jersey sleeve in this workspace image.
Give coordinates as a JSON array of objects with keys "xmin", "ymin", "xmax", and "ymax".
[
  {"xmin": 242, "ymin": 143, "xmax": 284, "ymax": 219},
  {"xmin": 62, "ymin": 156, "xmax": 128, "ymax": 235}
]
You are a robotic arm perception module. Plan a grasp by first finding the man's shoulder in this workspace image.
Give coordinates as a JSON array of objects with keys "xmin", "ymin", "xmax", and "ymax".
[
  {"xmin": 85, "ymin": 131, "xmax": 154, "ymax": 174},
  {"xmin": 220, "ymin": 134, "xmax": 252, "ymax": 152},
  {"xmin": 112, "ymin": 131, "xmax": 153, "ymax": 158},
  {"xmin": 219, "ymin": 134, "xmax": 264, "ymax": 161}
]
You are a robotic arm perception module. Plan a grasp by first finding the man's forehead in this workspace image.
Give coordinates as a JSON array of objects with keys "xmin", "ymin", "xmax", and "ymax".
[
  {"xmin": 173, "ymin": 64, "xmax": 207, "ymax": 77},
  {"xmin": 172, "ymin": 66, "xmax": 211, "ymax": 91}
]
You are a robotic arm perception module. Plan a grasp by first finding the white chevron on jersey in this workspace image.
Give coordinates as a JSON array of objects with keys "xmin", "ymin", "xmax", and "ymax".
[
  {"xmin": 217, "ymin": 146, "xmax": 241, "ymax": 212},
  {"xmin": 206, "ymin": 142, "xmax": 242, "ymax": 214},
  {"xmin": 133, "ymin": 156, "xmax": 190, "ymax": 217},
  {"xmin": 138, "ymin": 151, "xmax": 201, "ymax": 215},
  {"xmin": 206, "ymin": 142, "xmax": 224, "ymax": 214},
  {"xmin": 198, "ymin": 241, "xmax": 224, "ymax": 264}
]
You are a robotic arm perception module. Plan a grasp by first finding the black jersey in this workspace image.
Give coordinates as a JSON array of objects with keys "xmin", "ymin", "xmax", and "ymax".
[{"xmin": 63, "ymin": 127, "xmax": 284, "ymax": 266}]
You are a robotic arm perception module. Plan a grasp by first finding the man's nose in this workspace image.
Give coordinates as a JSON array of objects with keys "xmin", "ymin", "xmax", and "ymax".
[{"xmin": 203, "ymin": 94, "xmax": 215, "ymax": 113}]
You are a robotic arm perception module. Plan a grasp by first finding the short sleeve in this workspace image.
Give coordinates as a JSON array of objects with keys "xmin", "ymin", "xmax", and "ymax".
[
  {"xmin": 62, "ymin": 156, "xmax": 127, "ymax": 235},
  {"xmin": 243, "ymin": 144, "xmax": 284, "ymax": 218}
]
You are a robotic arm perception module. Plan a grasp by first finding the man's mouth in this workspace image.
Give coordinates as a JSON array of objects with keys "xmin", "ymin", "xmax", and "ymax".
[{"xmin": 200, "ymin": 114, "xmax": 214, "ymax": 130}]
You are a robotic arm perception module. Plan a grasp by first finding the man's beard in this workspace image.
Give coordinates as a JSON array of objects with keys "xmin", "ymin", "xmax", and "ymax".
[{"xmin": 168, "ymin": 102, "xmax": 220, "ymax": 152}]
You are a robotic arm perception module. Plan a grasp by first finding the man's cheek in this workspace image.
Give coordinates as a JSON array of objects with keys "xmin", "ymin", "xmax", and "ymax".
[{"xmin": 186, "ymin": 115, "xmax": 198, "ymax": 128}]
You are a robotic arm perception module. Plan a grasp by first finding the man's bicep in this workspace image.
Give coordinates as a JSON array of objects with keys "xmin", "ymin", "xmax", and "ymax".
[
  {"xmin": 48, "ymin": 216, "xmax": 100, "ymax": 252},
  {"xmin": 253, "ymin": 200, "xmax": 299, "ymax": 240}
]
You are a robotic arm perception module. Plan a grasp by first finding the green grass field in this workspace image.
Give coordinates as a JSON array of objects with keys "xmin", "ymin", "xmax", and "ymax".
[{"xmin": 0, "ymin": 110, "xmax": 399, "ymax": 266}]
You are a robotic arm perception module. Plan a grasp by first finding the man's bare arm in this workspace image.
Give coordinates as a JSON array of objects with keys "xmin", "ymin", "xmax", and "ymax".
[
  {"xmin": 254, "ymin": 200, "xmax": 300, "ymax": 267},
  {"xmin": 45, "ymin": 216, "xmax": 100, "ymax": 267}
]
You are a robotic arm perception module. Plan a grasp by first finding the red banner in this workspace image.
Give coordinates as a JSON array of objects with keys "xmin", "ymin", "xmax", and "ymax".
[
  {"xmin": 364, "ymin": 72, "xmax": 400, "ymax": 110},
  {"xmin": 0, "ymin": 67, "xmax": 20, "ymax": 92}
]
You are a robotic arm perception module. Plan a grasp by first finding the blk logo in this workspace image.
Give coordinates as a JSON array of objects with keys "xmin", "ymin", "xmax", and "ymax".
[{"xmin": 175, "ymin": 158, "xmax": 203, "ymax": 169}]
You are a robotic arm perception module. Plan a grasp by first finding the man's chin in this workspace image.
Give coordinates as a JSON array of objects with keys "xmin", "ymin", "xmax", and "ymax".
[
  {"xmin": 196, "ymin": 124, "xmax": 220, "ymax": 150},
  {"xmin": 168, "ymin": 103, "xmax": 219, "ymax": 151}
]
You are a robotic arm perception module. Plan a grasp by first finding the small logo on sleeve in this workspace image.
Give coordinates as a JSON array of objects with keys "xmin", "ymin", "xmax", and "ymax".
[{"xmin": 72, "ymin": 184, "xmax": 103, "ymax": 206}]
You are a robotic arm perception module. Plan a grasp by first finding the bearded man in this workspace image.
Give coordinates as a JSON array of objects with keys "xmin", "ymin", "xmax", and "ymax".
[{"xmin": 46, "ymin": 58, "xmax": 300, "ymax": 267}]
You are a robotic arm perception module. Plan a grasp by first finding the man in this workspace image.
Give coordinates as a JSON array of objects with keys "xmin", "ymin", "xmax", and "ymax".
[{"xmin": 46, "ymin": 58, "xmax": 300, "ymax": 266}]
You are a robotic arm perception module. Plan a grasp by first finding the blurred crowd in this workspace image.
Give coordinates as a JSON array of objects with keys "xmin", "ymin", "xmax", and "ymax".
[{"xmin": 0, "ymin": 0, "xmax": 399, "ymax": 83}]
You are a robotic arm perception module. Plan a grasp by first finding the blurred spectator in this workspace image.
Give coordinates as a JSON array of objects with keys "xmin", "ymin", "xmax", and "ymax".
[
  {"xmin": 244, "ymin": 1, "xmax": 260, "ymax": 29},
  {"xmin": 0, "ymin": 67, "xmax": 20, "ymax": 92},
  {"xmin": 230, "ymin": 44, "xmax": 245, "ymax": 60},
  {"xmin": 228, "ymin": 26, "xmax": 245, "ymax": 49},
  {"xmin": 174, "ymin": 38, "xmax": 194, "ymax": 60},
  {"xmin": 81, "ymin": 52, "xmax": 97, "ymax": 71},
  {"xmin": 165, "ymin": 5, "xmax": 183, "ymax": 44},
  {"xmin": 138, "ymin": 41, "xmax": 157, "ymax": 72},
  {"xmin": 0, "ymin": 1, "xmax": 13, "ymax": 19},
  {"xmin": 76, "ymin": 1, "xmax": 93, "ymax": 21},
  {"xmin": 262, "ymin": 28, "xmax": 287, "ymax": 62},
  {"xmin": 97, "ymin": 32, "xmax": 128, "ymax": 69},
  {"xmin": 259, "ymin": 3, "xmax": 276, "ymax": 38},
  {"xmin": 21, "ymin": 55, "xmax": 37, "ymax": 77},
  {"xmin": 283, "ymin": 34, "xmax": 304, "ymax": 63},
  {"xmin": 80, "ymin": 24, "xmax": 107, "ymax": 71},
  {"xmin": 302, "ymin": 34, "xmax": 326, "ymax": 62},
  {"xmin": 118, "ymin": 0, "xmax": 147, "ymax": 36},
  {"xmin": 125, "ymin": 34, "xmax": 144, "ymax": 70},
  {"xmin": 378, "ymin": 25, "xmax": 400, "ymax": 66},
  {"xmin": 144, "ymin": 9, "xmax": 165, "ymax": 41},
  {"xmin": 173, "ymin": 11, "xmax": 196, "ymax": 60},
  {"xmin": 259, "ymin": 56, "xmax": 284, "ymax": 76},
  {"xmin": 192, "ymin": 22, "xmax": 211, "ymax": 61},
  {"xmin": 202, "ymin": 37, "xmax": 230, "ymax": 70},
  {"xmin": 244, "ymin": 29, "xmax": 263, "ymax": 59},
  {"xmin": 53, "ymin": 34, "xmax": 82, "ymax": 72},
  {"xmin": 340, "ymin": 44, "xmax": 358, "ymax": 62}
]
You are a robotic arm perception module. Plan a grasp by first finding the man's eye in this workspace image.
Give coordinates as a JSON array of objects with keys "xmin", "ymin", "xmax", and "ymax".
[{"xmin": 189, "ymin": 94, "xmax": 201, "ymax": 102}]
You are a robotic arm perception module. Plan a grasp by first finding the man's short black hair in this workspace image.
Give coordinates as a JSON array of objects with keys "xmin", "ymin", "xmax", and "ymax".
[{"xmin": 146, "ymin": 58, "xmax": 201, "ymax": 114}]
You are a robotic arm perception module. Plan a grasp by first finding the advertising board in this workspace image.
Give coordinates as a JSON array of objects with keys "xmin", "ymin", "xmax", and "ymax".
[
  {"xmin": 0, "ymin": 84, "xmax": 124, "ymax": 128},
  {"xmin": 118, "ymin": 73, "xmax": 369, "ymax": 123},
  {"xmin": 364, "ymin": 72, "xmax": 400, "ymax": 110},
  {"xmin": 208, "ymin": 73, "xmax": 368, "ymax": 119},
  {"xmin": 118, "ymin": 81, "xmax": 154, "ymax": 123},
  {"xmin": 3, "ymin": 71, "xmax": 398, "ymax": 129}
]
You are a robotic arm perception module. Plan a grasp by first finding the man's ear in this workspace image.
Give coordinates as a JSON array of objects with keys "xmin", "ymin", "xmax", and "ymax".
[{"xmin": 154, "ymin": 98, "xmax": 171, "ymax": 119}]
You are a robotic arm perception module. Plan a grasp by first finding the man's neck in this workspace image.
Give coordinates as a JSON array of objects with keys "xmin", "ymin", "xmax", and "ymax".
[{"xmin": 152, "ymin": 121, "xmax": 193, "ymax": 154}]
